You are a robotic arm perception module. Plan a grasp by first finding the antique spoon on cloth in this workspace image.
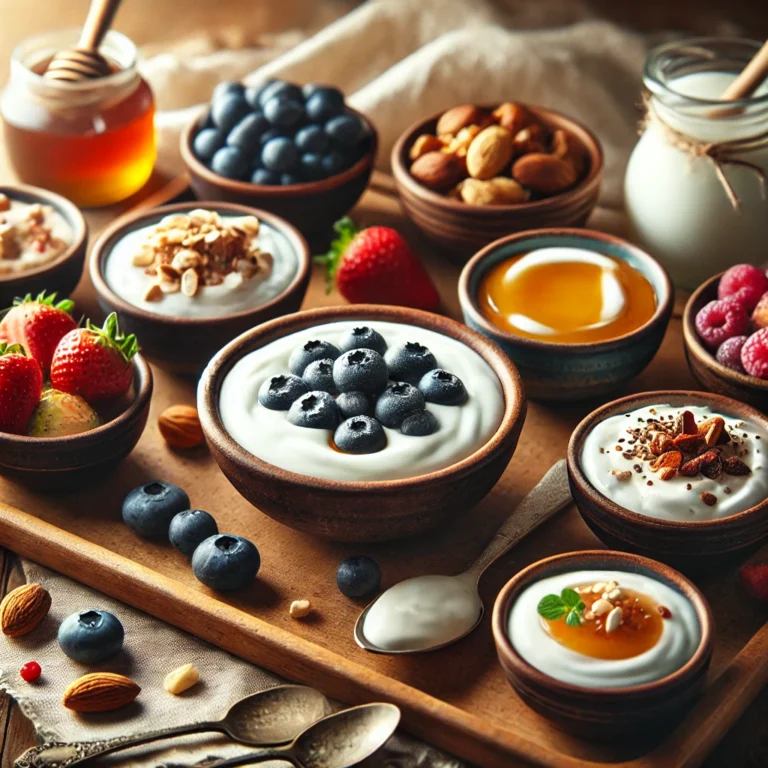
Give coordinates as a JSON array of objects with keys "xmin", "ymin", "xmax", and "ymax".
[
  {"xmin": 203, "ymin": 703, "xmax": 400, "ymax": 768},
  {"xmin": 14, "ymin": 685, "xmax": 330, "ymax": 768},
  {"xmin": 355, "ymin": 460, "xmax": 572, "ymax": 654}
]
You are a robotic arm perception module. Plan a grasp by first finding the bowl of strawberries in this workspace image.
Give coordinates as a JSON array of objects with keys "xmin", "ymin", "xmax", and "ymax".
[
  {"xmin": 0, "ymin": 292, "xmax": 152, "ymax": 488},
  {"xmin": 683, "ymin": 264, "xmax": 768, "ymax": 414}
]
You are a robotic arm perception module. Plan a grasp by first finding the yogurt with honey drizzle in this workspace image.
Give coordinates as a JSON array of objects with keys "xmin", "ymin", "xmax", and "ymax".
[
  {"xmin": 478, "ymin": 247, "xmax": 656, "ymax": 344},
  {"xmin": 508, "ymin": 570, "xmax": 700, "ymax": 688}
]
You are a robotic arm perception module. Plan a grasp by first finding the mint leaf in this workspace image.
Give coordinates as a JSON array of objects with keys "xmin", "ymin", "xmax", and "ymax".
[
  {"xmin": 561, "ymin": 588, "xmax": 582, "ymax": 608},
  {"xmin": 537, "ymin": 594, "xmax": 567, "ymax": 620},
  {"xmin": 565, "ymin": 610, "xmax": 583, "ymax": 627}
]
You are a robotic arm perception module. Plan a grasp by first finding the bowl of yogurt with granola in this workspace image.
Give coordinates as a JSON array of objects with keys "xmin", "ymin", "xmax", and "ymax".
[
  {"xmin": 568, "ymin": 391, "xmax": 768, "ymax": 565},
  {"xmin": 90, "ymin": 202, "xmax": 310, "ymax": 373}
]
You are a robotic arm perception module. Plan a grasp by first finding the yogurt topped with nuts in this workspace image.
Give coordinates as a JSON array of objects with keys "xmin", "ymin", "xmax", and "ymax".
[
  {"xmin": 581, "ymin": 404, "xmax": 768, "ymax": 521},
  {"xmin": 103, "ymin": 209, "xmax": 299, "ymax": 319}
]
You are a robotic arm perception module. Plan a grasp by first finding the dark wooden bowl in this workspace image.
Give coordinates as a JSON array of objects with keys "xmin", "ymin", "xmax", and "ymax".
[
  {"xmin": 567, "ymin": 391, "xmax": 768, "ymax": 567},
  {"xmin": 198, "ymin": 304, "xmax": 527, "ymax": 542},
  {"xmin": 0, "ymin": 355, "xmax": 152, "ymax": 490},
  {"xmin": 458, "ymin": 228, "xmax": 674, "ymax": 400},
  {"xmin": 89, "ymin": 202, "xmax": 311, "ymax": 375},
  {"xmin": 683, "ymin": 272, "xmax": 768, "ymax": 414},
  {"xmin": 180, "ymin": 108, "xmax": 377, "ymax": 241},
  {"xmin": 492, "ymin": 550, "xmax": 713, "ymax": 736},
  {"xmin": 0, "ymin": 184, "xmax": 87, "ymax": 306},
  {"xmin": 392, "ymin": 104, "xmax": 603, "ymax": 255}
]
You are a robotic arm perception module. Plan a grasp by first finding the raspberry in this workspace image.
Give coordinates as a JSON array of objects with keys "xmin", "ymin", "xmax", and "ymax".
[
  {"xmin": 718, "ymin": 264, "xmax": 768, "ymax": 312},
  {"xmin": 741, "ymin": 328, "xmax": 768, "ymax": 379},
  {"xmin": 695, "ymin": 299, "xmax": 750, "ymax": 350},
  {"xmin": 715, "ymin": 336, "xmax": 748, "ymax": 372},
  {"xmin": 20, "ymin": 661, "xmax": 41, "ymax": 683},
  {"xmin": 752, "ymin": 292, "xmax": 768, "ymax": 331}
]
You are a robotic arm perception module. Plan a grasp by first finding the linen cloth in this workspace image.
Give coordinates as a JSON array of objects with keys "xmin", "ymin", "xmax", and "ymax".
[{"xmin": 2, "ymin": 0, "xmax": 651, "ymax": 765}]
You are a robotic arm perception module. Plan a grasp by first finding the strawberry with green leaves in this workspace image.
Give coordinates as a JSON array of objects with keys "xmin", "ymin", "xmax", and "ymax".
[
  {"xmin": 0, "ymin": 343, "xmax": 43, "ymax": 435},
  {"xmin": 51, "ymin": 313, "xmax": 138, "ymax": 402},
  {"xmin": 0, "ymin": 292, "xmax": 77, "ymax": 374},
  {"xmin": 316, "ymin": 217, "xmax": 440, "ymax": 311}
]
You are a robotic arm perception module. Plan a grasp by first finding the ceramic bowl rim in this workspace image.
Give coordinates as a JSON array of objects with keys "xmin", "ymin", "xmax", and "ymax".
[
  {"xmin": 0, "ymin": 183, "xmax": 88, "ymax": 285},
  {"xmin": 567, "ymin": 389, "xmax": 768, "ymax": 530},
  {"xmin": 198, "ymin": 303, "xmax": 526, "ymax": 491},
  {"xmin": 491, "ymin": 549, "xmax": 714, "ymax": 698},
  {"xmin": 457, "ymin": 227, "xmax": 674, "ymax": 352},
  {"xmin": 89, "ymin": 201, "xmax": 311, "ymax": 327}
]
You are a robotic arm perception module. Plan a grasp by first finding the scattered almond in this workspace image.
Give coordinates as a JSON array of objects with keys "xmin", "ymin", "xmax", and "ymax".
[
  {"xmin": 164, "ymin": 663, "xmax": 200, "ymax": 695},
  {"xmin": 511, "ymin": 153, "xmax": 578, "ymax": 195},
  {"xmin": 158, "ymin": 405, "xmax": 205, "ymax": 449},
  {"xmin": 63, "ymin": 673, "xmax": 140, "ymax": 713},
  {"xmin": 0, "ymin": 583, "xmax": 51, "ymax": 637},
  {"xmin": 289, "ymin": 599, "xmax": 312, "ymax": 619},
  {"xmin": 410, "ymin": 151, "xmax": 466, "ymax": 191},
  {"xmin": 466, "ymin": 126, "xmax": 514, "ymax": 179}
]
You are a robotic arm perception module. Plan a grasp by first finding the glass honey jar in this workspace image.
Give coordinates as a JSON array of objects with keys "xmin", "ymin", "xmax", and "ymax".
[{"xmin": 1, "ymin": 29, "xmax": 156, "ymax": 208}]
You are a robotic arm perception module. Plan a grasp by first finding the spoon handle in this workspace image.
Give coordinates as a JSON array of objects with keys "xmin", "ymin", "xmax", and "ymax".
[
  {"xmin": 201, "ymin": 747, "xmax": 293, "ymax": 768},
  {"xmin": 78, "ymin": 0, "xmax": 123, "ymax": 51},
  {"xmin": 465, "ymin": 459, "xmax": 571, "ymax": 579}
]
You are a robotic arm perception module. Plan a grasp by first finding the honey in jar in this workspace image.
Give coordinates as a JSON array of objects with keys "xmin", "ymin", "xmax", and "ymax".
[
  {"xmin": 478, "ymin": 247, "xmax": 657, "ymax": 344},
  {"xmin": 1, "ymin": 30, "xmax": 156, "ymax": 208}
]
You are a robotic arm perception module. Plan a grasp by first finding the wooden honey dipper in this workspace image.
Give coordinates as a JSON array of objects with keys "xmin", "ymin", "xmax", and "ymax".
[{"xmin": 44, "ymin": 0, "xmax": 123, "ymax": 81}]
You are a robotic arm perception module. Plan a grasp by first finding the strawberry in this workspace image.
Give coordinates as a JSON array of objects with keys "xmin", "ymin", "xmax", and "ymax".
[
  {"xmin": 0, "ymin": 343, "xmax": 43, "ymax": 435},
  {"xmin": 0, "ymin": 292, "xmax": 77, "ymax": 374},
  {"xmin": 50, "ymin": 313, "xmax": 138, "ymax": 402},
  {"xmin": 316, "ymin": 217, "xmax": 440, "ymax": 311},
  {"xmin": 739, "ymin": 563, "xmax": 768, "ymax": 602}
]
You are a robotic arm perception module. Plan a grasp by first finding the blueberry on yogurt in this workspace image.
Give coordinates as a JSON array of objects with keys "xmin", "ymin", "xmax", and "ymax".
[
  {"xmin": 334, "ymin": 416, "xmax": 386, "ymax": 454},
  {"xmin": 401, "ymin": 409, "xmax": 438, "ymax": 436},
  {"xmin": 337, "ymin": 391, "xmax": 373, "ymax": 419},
  {"xmin": 302, "ymin": 358, "xmax": 338, "ymax": 394},
  {"xmin": 338, "ymin": 326, "xmax": 387, "ymax": 356},
  {"xmin": 122, "ymin": 481, "xmax": 191, "ymax": 539},
  {"xmin": 332, "ymin": 348, "xmax": 389, "ymax": 395},
  {"xmin": 384, "ymin": 342, "xmax": 437, "ymax": 384},
  {"xmin": 192, "ymin": 534, "xmax": 261, "ymax": 592},
  {"xmin": 58, "ymin": 610, "xmax": 124, "ymax": 664},
  {"xmin": 289, "ymin": 340, "xmax": 341, "ymax": 376},
  {"xmin": 258, "ymin": 374, "xmax": 309, "ymax": 410},
  {"xmin": 169, "ymin": 509, "xmax": 219, "ymax": 558},
  {"xmin": 374, "ymin": 382, "xmax": 425, "ymax": 428},
  {"xmin": 288, "ymin": 391, "xmax": 340, "ymax": 429},
  {"xmin": 418, "ymin": 369, "xmax": 467, "ymax": 406}
]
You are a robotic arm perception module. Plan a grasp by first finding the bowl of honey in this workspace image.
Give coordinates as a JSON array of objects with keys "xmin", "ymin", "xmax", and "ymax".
[{"xmin": 458, "ymin": 228, "xmax": 674, "ymax": 400}]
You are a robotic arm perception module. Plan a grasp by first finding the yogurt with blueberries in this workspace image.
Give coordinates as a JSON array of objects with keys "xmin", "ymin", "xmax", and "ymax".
[{"xmin": 212, "ymin": 321, "xmax": 505, "ymax": 482}]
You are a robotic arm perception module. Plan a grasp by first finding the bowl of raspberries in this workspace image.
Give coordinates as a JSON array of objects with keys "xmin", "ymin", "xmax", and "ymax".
[{"xmin": 684, "ymin": 263, "xmax": 768, "ymax": 413}]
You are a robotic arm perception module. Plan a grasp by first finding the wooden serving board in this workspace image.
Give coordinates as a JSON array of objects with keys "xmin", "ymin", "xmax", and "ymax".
[{"xmin": 1, "ymin": 173, "xmax": 767, "ymax": 768}]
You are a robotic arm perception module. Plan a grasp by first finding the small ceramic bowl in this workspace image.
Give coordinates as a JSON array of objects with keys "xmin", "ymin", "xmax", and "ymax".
[
  {"xmin": 0, "ymin": 184, "xmax": 87, "ymax": 307},
  {"xmin": 198, "ymin": 304, "xmax": 526, "ymax": 542},
  {"xmin": 0, "ymin": 356, "xmax": 152, "ymax": 490},
  {"xmin": 492, "ymin": 550, "xmax": 713, "ymax": 736},
  {"xmin": 458, "ymin": 228, "xmax": 674, "ymax": 401},
  {"xmin": 567, "ymin": 390, "xmax": 768, "ymax": 566},
  {"xmin": 392, "ymin": 104, "xmax": 603, "ymax": 254},
  {"xmin": 89, "ymin": 201, "xmax": 311, "ymax": 375},
  {"xmin": 683, "ymin": 272, "xmax": 768, "ymax": 414},
  {"xmin": 180, "ymin": 109, "xmax": 377, "ymax": 240}
]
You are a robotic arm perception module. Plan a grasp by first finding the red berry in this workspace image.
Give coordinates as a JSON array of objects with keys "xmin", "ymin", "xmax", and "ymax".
[
  {"xmin": 718, "ymin": 264, "xmax": 768, "ymax": 312},
  {"xmin": 715, "ymin": 336, "xmax": 748, "ymax": 372},
  {"xmin": 739, "ymin": 563, "xmax": 768, "ymax": 602},
  {"xmin": 20, "ymin": 661, "xmax": 41, "ymax": 683},
  {"xmin": 695, "ymin": 299, "xmax": 750, "ymax": 350},
  {"xmin": 0, "ymin": 344, "xmax": 44, "ymax": 435},
  {"xmin": 741, "ymin": 328, "xmax": 768, "ymax": 379}
]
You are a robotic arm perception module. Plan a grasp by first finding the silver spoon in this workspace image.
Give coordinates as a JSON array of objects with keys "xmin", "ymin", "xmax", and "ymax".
[
  {"xmin": 14, "ymin": 684, "xmax": 330, "ymax": 768},
  {"xmin": 204, "ymin": 703, "xmax": 400, "ymax": 768},
  {"xmin": 355, "ymin": 460, "xmax": 572, "ymax": 654}
]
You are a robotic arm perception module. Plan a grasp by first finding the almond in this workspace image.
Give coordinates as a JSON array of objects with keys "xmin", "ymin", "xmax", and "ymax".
[
  {"xmin": 649, "ymin": 450, "xmax": 682, "ymax": 472},
  {"xmin": 410, "ymin": 151, "xmax": 466, "ymax": 191},
  {"xmin": 460, "ymin": 177, "xmax": 527, "ymax": 206},
  {"xmin": 436, "ymin": 104, "xmax": 484, "ymax": 137},
  {"xmin": 650, "ymin": 433, "xmax": 674, "ymax": 456},
  {"xmin": 466, "ymin": 126, "xmax": 514, "ymax": 179},
  {"xmin": 673, "ymin": 433, "xmax": 704, "ymax": 452},
  {"xmin": 1, "ymin": 583, "xmax": 51, "ymax": 637},
  {"xmin": 512, "ymin": 124, "xmax": 549, "ymax": 155},
  {"xmin": 511, "ymin": 153, "xmax": 577, "ymax": 194},
  {"xmin": 409, "ymin": 134, "xmax": 445, "ymax": 161},
  {"xmin": 158, "ymin": 405, "xmax": 205, "ymax": 449},
  {"xmin": 63, "ymin": 673, "xmax": 140, "ymax": 713},
  {"xmin": 550, "ymin": 128, "xmax": 587, "ymax": 176},
  {"xmin": 680, "ymin": 449, "xmax": 721, "ymax": 477},
  {"xmin": 698, "ymin": 416, "xmax": 726, "ymax": 447},
  {"xmin": 677, "ymin": 410, "xmax": 699, "ymax": 435},
  {"xmin": 442, "ymin": 125, "xmax": 481, "ymax": 157},
  {"xmin": 492, "ymin": 102, "xmax": 534, "ymax": 135}
]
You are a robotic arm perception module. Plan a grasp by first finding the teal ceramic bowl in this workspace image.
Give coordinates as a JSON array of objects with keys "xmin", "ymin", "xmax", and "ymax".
[{"xmin": 458, "ymin": 229, "xmax": 674, "ymax": 401}]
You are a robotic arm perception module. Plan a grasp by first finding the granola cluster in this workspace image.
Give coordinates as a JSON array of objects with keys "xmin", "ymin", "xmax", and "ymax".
[
  {"xmin": 132, "ymin": 209, "xmax": 273, "ymax": 302},
  {"xmin": 0, "ymin": 194, "xmax": 69, "ymax": 269}
]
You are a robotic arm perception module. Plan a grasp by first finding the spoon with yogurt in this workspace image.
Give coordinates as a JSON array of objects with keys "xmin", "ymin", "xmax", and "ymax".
[{"xmin": 355, "ymin": 460, "xmax": 572, "ymax": 654}]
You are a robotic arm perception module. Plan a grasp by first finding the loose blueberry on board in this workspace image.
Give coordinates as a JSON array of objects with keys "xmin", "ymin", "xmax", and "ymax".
[
  {"xmin": 251, "ymin": 168, "xmax": 281, "ymax": 185},
  {"xmin": 289, "ymin": 339, "xmax": 341, "ymax": 375},
  {"xmin": 374, "ymin": 382, "xmax": 426, "ymax": 428},
  {"xmin": 333, "ymin": 348, "xmax": 389, "ymax": 395},
  {"xmin": 302, "ymin": 358, "xmax": 338, "ymax": 394},
  {"xmin": 169, "ymin": 509, "xmax": 219, "ymax": 558},
  {"xmin": 418, "ymin": 369, "xmax": 468, "ymax": 406},
  {"xmin": 306, "ymin": 88, "xmax": 345, "ymax": 123},
  {"xmin": 295, "ymin": 124, "xmax": 330, "ymax": 154},
  {"xmin": 325, "ymin": 114, "xmax": 366, "ymax": 148},
  {"xmin": 261, "ymin": 137, "xmax": 299, "ymax": 173},
  {"xmin": 211, "ymin": 92, "xmax": 250, "ymax": 134},
  {"xmin": 58, "ymin": 610, "xmax": 125, "ymax": 664},
  {"xmin": 299, "ymin": 153, "xmax": 325, "ymax": 181},
  {"xmin": 258, "ymin": 374, "xmax": 309, "ymax": 410},
  {"xmin": 192, "ymin": 534, "xmax": 261, "ymax": 592},
  {"xmin": 337, "ymin": 390, "xmax": 373, "ymax": 419},
  {"xmin": 401, "ymin": 409, "xmax": 438, "ymax": 437},
  {"xmin": 385, "ymin": 342, "xmax": 438, "ymax": 384},
  {"xmin": 193, "ymin": 128, "xmax": 226, "ymax": 161},
  {"xmin": 211, "ymin": 146, "xmax": 249, "ymax": 180},
  {"xmin": 258, "ymin": 80, "xmax": 303, "ymax": 107},
  {"xmin": 334, "ymin": 416, "xmax": 386, "ymax": 454},
  {"xmin": 227, "ymin": 112, "xmax": 270, "ymax": 150},
  {"xmin": 338, "ymin": 326, "xmax": 387, "ymax": 355},
  {"xmin": 321, "ymin": 151, "xmax": 347, "ymax": 177},
  {"xmin": 122, "ymin": 481, "xmax": 191, "ymax": 539},
  {"xmin": 264, "ymin": 96, "xmax": 305, "ymax": 129},
  {"xmin": 337, "ymin": 556, "xmax": 381, "ymax": 598},
  {"xmin": 287, "ymin": 391, "xmax": 340, "ymax": 429}
]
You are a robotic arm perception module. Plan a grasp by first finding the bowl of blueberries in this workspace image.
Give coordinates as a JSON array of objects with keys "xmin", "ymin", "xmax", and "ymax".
[{"xmin": 181, "ymin": 79, "xmax": 377, "ymax": 239}]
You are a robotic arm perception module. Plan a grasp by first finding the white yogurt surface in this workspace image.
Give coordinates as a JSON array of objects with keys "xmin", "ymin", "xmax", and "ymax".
[
  {"xmin": 213, "ymin": 320, "xmax": 505, "ymax": 482},
  {"xmin": 0, "ymin": 199, "xmax": 72, "ymax": 274},
  {"xmin": 582, "ymin": 404, "xmax": 768, "ymax": 521},
  {"xmin": 508, "ymin": 570, "xmax": 701, "ymax": 689},
  {"xmin": 104, "ymin": 216, "xmax": 299, "ymax": 319}
]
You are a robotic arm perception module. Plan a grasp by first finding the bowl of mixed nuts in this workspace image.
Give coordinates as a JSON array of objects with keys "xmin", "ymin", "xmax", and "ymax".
[{"xmin": 391, "ymin": 102, "xmax": 603, "ymax": 252}]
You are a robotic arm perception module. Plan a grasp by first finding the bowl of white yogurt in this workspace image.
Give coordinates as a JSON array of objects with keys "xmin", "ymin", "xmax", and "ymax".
[
  {"xmin": 568, "ymin": 391, "xmax": 768, "ymax": 566},
  {"xmin": 89, "ymin": 202, "xmax": 311, "ymax": 374},
  {"xmin": 492, "ymin": 550, "xmax": 713, "ymax": 735},
  {"xmin": 197, "ymin": 304, "xmax": 526, "ymax": 542}
]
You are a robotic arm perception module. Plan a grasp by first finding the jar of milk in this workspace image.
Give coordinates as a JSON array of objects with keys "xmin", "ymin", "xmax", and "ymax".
[{"xmin": 625, "ymin": 38, "xmax": 768, "ymax": 290}]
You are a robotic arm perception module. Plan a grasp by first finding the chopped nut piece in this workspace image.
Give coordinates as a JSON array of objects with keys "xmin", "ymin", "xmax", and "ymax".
[
  {"xmin": 591, "ymin": 582, "xmax": 606, "ymax": 594},
  {"xmin": 159, "ymin": 264, "xmax": 180, "ymax": 282},
  {"xmin": 132, "ymin": 250, "xmax": 154, "ymax": 267},
  {"xmin": 181, "ymin": 268, "xmax": 199, "ymax": 298},
  {"xmin": 171, "ymin": 249, "xmax": 201, "ymax": 272},
  {"xmin": 605, "ymin": 588, "xmax": 622, "ymax": 601},
  {"xmin": 723, "ymin": 456, "xmax": 751, "ymax": 476},
  {"xmin": 160, "ymin": 280, "xmax": 180, "ymax": 295},
  {"xmin": 699, "ymin": 416, "xmax": 725, "ymax": 447},
  {"xmin": 591, "ymin": 598, "xmax": 613, "ymax": 616},
  {"xmin": 143, "ymin": 283, "xmax": 163, "ymax": 302},
  {"xmin": 289, "ymin": 600, "xmax": 312, "ymax": 619},
  {"xmin": 610, "ymin": 469, "xmax": 632, "ymax": 482},
  {"xmin": 657, "ymin": 605, "xmax": 672, "ymax": 619},
  {"xmin": 164, "ymin": 663, "xmax": 200, "ymax": 695},
  {"xmin": 701, "ymin": 491, "xmax": 718, "ymax": 507},
  {"xmin": 0, "ymin": 194, "xmax": 10, "ymax": 212},
  {"xmin": 605, "ymin": 606, "xmax": 623, "ymax": 633}
]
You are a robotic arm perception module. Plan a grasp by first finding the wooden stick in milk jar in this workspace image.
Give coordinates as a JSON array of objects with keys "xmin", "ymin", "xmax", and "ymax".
[{"xmin": 711, "ymin": 40, "xmax": 768, "ymax": 117}]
